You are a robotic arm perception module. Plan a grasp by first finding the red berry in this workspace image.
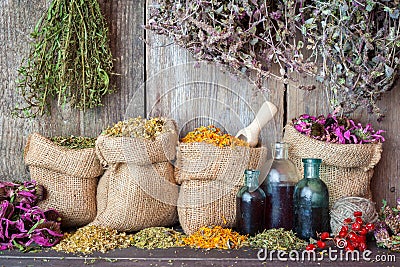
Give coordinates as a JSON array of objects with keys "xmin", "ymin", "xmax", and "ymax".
[
  {"xmin": 359, "ymin": 227, "xmax": 368, "ymax": 236},
  {"xmin": 351, "ymin": 241, "xmax": 359, "ymax": 249},
  {"xmin": 341, "ymin": 225, "xmax": 349, "ymax": 232},
  {"xmin": 320, "ymin": 232, "xmax": 330, "ymax": 240},
  {"xmin": 344, "ymin": 218, "xmax": 353, "ymax": 224},
  {"xmin": 306, "ymin": 244, "xmax": 316, "ymax": 251},
  {"xmin": 345, "ymin": 243, "xmax": 355, "ymax": 251},
  {"xmin": 352, "ymin": 222, "xmax": 361, "ymax": 231},
  {"xmin": 355, "ymin": 217, "xmax": 363, "ymax": 224},
  {"xmin": 348, "ymin": 232, "xmax": 358, "ymax": 242},
  {"xmin": 359, "ymin": 235, "xmax": 367, "ymax": 243},
  {"xmin": 359, "ymin": 242, "xmax": 367, "ymax": 252},
  {"xmin": 339, "ymin": 231, "xmax": 347, "ymax": 238},
  {"xmin": 354, "ymin": 211, "xmax": 363, "ymax": 217},
  {"xmin": 317, "ymin": 240, "xmax": 326, "ymax": 249},
  {"xmin": 365, "ymin": 223, "xmax": 375, "ymax": 231}
]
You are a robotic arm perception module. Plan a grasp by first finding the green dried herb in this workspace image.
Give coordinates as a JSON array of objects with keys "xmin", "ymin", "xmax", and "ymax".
[
  {"xmin": 15, "ymin": 0, "xmax": 115, "ymax": 118},
  {"xmin": 50, "ymin": 136, "xmax": 96, "ymax": 149},
  {"xmin": 103, "ymin": 117, "xmax": 167, "ymax": 139},
  {"xmin": 132, "ymin": 227, "xmax": 185, "ymax": 249},
  {"xmin": 147, "ymin": 0, "xmax": 400, "ymax": 119},
  {"xmin": 248, "ymin": 228, "xmax": 307, "ymax": 251}
]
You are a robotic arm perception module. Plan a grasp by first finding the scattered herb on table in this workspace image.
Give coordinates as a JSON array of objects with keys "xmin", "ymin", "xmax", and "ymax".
[
  {"xmin": 53, "ymin": 225, "xmax": 134, "ymax": 254},
  {"xmin": 50, "ymin": 136, "xmax": 96, "ymax": 149},
  {"xmin": 292, "ymin": 113, "xmax": 385, "ymax": 144},
  {"xmin": 0, "ymin": 180, "xmax": 63, "ymax": 251},
  {"xmin": 103, "ymin": 117, "xmax": 167, "ymax": 139},
  {"xmin": 15, "ymin": 0, "xmax": 114, "ymax": 118},
  {"xmin": 181, "ymin": 125, "xmax": 248, "ymax": 148},
  {"xmin": 132, "ymin": 227, "xmax": 185, "ymax": 249},
  {"xmin": 182, "ymin": 226, "xmax": 248, "ymax": 249},
  {"xmin": 374, "ymin": 198, "xmax": 400, "ymax": 252},
  {"xmin": 248, "ymin": 228, "xmax": 307, "ymax": 251}
]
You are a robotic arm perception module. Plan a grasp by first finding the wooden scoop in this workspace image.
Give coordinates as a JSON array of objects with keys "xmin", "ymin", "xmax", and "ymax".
[{"xmin": 235, "ymin": 101, "xmax": 278, "ymax": 147}]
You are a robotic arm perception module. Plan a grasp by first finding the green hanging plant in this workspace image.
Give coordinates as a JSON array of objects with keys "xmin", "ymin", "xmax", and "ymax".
[
  {"xmin": 15, "ymin": 0, "xmax": 115, "ymax": 118},
  {"xmin": 146, "ymin": 0, "xmax": 400, "ymax": 120}
]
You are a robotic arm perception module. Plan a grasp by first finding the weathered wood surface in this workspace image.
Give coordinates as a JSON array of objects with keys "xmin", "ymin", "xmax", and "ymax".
[
  {"xmin": 0, "ymin": 0, "xmax": 144, "ymax": 180},
  {"xmin": 0, "ymin": 1, "xmax": 399, "ymax": 206}
]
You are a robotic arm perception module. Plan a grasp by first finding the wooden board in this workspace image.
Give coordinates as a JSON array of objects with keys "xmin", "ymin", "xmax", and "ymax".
[{"xmin": 0, "ymin": 0, "xmax": 144, "ymax": 180}]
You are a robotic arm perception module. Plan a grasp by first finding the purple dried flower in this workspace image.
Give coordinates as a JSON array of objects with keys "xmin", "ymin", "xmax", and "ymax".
[
  {"xmin": 375, "ymin": 221, "xmax": 391, "ymax": 247},
  {"xmin": 29, "ymin": 228, "xmax": 63, "ymax": 247},
  {"xmin": 0, "ymin": 201, "xmax": 14, "ymax": 220},
  {"xmin": 270, "ymin": 11, "xmax": 282, "ymax": 20},
  {"xmin": 292, "ymin": 113, "xmax": 385, "ymax": 144}
]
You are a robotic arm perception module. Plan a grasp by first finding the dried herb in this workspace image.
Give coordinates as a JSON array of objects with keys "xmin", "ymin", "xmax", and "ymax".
[
  {"xmin": 53, "ymin": 225, "xmax": 134, "ymax": 254},
  {"xmin": 296, "ymin": 0, "xmax": 400, "ymax": 119},
  {"xmin": 132, "ymin": 227, "xmax": 185, "ymax": 249},
  {"xmin": 50, "ymin": 136, "xmax": 96, "ymax": 149},
  {"xmin": 103, "ymin": 117, "xmax": 167, "ymax": 139},
  {"xmin": 146, "ymin": 1, "xmax": 293, "ymax": 88},
  {"xmin": 0, "ymin": 181, "xmax": 63, "ymax": 251},
  {"xmin": 181, "ymin": 125, "xmax": 248, "ymax": 148},
  {"xmin": 182, "ymin": 226, "xmax": 248, "ymax": 249},
  {"xmin": 15, "ymin": 0, "xmax": 114, "ymax": 118},
  {"xmin": 147, "ymin": 1, "xmax": 400, "ymax": 119},
  {"xmin": 293, "ymin": 113, "xmax": 385, "ymax": 144},
  {"xmin": 248, "ymin": 228, "xmax": 307, "ymax": 251}
]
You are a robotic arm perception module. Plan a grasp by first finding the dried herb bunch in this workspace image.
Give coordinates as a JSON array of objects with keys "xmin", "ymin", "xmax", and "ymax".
[
  {"xmin": 147, "ymin": 0, "xmax": 400, "ymax": 119},
  {"xmin": 296, "ymin": 0, "xmax": 400, "ymax": 119},
  {"xmin": 15, "ymin": 0, "xmax": 114, "ymax": 118},
  {"xmin": 146, "ymin": 0, "xmax": 299, "ymax": 88}
]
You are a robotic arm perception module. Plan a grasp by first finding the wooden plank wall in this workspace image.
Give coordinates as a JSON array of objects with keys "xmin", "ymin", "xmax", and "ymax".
[{"xmin": 0, "ymin": 1, "xmax": 398, "ymax": 207}]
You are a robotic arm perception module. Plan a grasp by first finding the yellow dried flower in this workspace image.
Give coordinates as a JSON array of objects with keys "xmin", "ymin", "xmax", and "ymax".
[
  {"xmin": 181, "ymin": 125, "xmax": 248, "ymax": 147},
  {"xmin": 182, "ymin": 226, "xmax": 248, "ymax": 249},
  {"xmin": 53, "ymin": 225, "xmax": 134, "ymax": 254},
  {"xmin": 103, "ymin": 116, "xmax": 167, "ymax": 139}
]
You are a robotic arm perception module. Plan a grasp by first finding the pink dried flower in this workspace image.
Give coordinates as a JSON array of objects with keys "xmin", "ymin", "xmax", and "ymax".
[{"xmin": 292, "ymin": 113, "xmax": 385, "ymax": 144}]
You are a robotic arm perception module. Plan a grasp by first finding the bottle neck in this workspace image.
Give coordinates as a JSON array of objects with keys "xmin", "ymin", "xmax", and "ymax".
[
  {"xmin": 303, "ymin": 163, "xmax": 321, "ymax": 179},
  {"xmin": 274, "ymin": 142, "xmax": 288, "ymax": 160},
  {"xmin": 245, "ymin": 170, "xmax": 260, "ymax": 191}
]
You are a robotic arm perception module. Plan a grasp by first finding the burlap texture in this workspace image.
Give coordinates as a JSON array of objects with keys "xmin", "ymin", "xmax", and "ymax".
[
  {"xmin": 283, "ymin": 124, "xmax": 383, "ymax": 206},
  {"xmin": 176, "ymin": 143, "xmax": 267, "ymax": 235},
  {"xmin": 91, "ymin": 119, "xmax": 179, "ymax": 232},
  {"xmin": 24, "ymin": 133, "xmax": 103, "ymax": 228}
]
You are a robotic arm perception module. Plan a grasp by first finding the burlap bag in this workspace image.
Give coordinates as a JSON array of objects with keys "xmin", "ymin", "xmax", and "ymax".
[
  {"xmin": 283, "ymin": 124, "xmax": 383, "ymax": 206},
  {"xmin": 91, "ymin": 119, "xmax": 179, "ymax": 232},
  {"xmin": 176, "ymin": 143, "xmax": 267, "ymax": 235},
  {"xmin": 24, "ymin": 133, "xmax": 103, "ymax": 228}
]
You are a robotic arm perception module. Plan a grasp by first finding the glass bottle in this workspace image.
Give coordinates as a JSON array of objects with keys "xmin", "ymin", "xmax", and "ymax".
[
  {"xmin": 261, "ymin": 142, "xmax": 299, "ymax": 231},
  {"xmin": 236, "ymin": 169, "xmax": 266, "ymax": 235},
  {"xmin": 294, "ymin": 158, "xmax": 330, "ymax": 240}
]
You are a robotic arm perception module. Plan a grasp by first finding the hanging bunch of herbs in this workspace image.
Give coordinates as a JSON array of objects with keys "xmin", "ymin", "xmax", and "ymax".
[
  {"xmin": 15, "ymin": 0, "xmax": 115, "ymax": 118},
  {"xmin": 146, "ymin": 0, "xmax": 400, "ymax": 119},
  {"xmin": 296, "ymin": 0, "xmax": 400, "ymax": 120},
  {"xmin": 146, "ymin": 0, "xmax": 311, "ymax": 88}
]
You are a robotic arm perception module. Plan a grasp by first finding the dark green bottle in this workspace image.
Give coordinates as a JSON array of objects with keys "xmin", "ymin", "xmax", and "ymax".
[
  {"xmin": 236, "ymin": 170, "xmax": 266, "ymax": 236},
  {"xmin": 293, "ymin": 158, "xmax": 330, "ymax": 240}
]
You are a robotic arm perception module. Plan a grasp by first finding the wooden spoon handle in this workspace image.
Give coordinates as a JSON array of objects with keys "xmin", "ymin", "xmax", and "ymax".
[{"xmin": 250, "ymin": 101, "xmax": 278, "ymax": 130}]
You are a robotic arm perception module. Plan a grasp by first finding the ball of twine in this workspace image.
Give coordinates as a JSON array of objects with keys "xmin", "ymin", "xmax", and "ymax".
[{"xmin": 330, "ymin": 197, "xmax": 379, "ymax": 234}]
